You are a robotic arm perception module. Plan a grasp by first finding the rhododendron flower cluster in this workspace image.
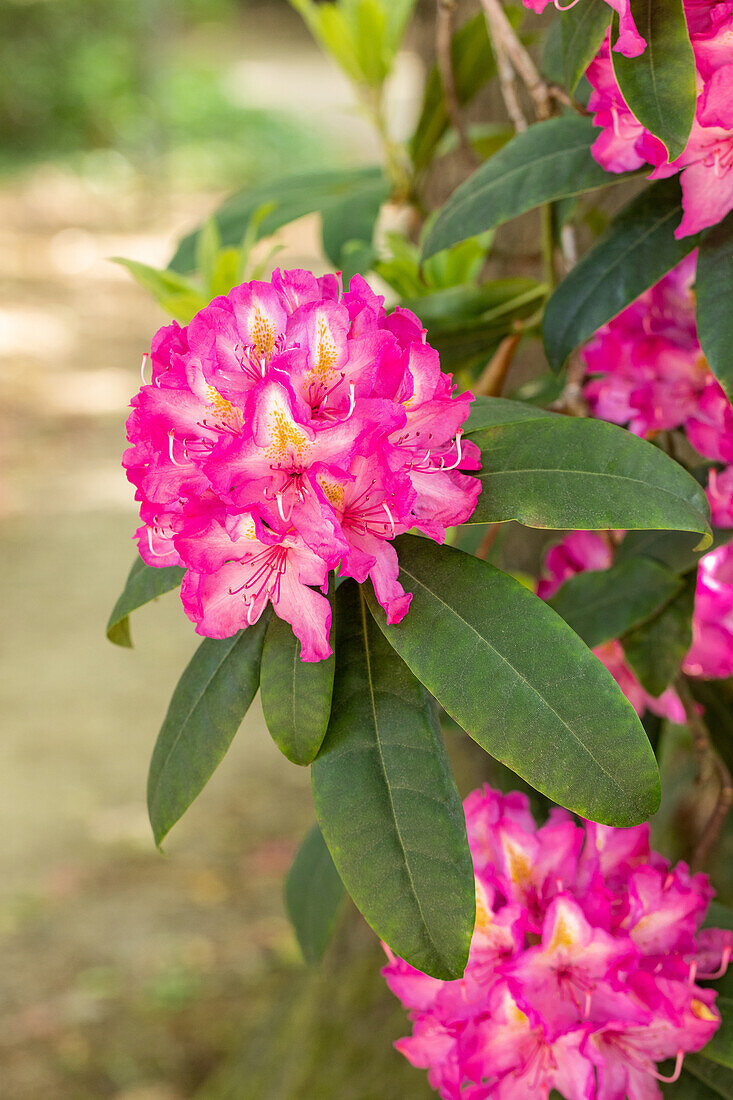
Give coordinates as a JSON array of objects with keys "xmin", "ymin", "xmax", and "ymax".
[
  {"xmin": 539, "ymin": 531, "xmax": 733, "ymax": 704},
  {"xmin": 124, "ymin": 270, "xmax": 480, "ymax": 660},
  {"xmin": 582, "ymin": 255, "xmax": 733, "ymax": 530},
  {"xmin": 384, "ymin": 785, "xmax": 731, "ymax": 1100},
  {"xmin": 587, "ymin": 1, "xmax": 733, "ymax": 237},
  {"xmin": 521, "ymin": 0, "xmax": 646, "ymax": 59}
]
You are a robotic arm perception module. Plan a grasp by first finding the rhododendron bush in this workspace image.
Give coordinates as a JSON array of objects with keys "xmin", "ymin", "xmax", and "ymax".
[{"xmin": 107, "ymin": 0, "xmax": 733, "ymax": 1095}]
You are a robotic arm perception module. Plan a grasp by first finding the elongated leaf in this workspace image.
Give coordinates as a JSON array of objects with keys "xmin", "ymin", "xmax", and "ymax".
[
  {"xmin": 464, "ymin": 395, "xmax": 554, "ymax": 433},
  {"xmin": 561, "ymin": 0, "xmax": 612, "ymax": 93},
  {"xmin": 548, "ymin": 558, "xmax": 682, "ymax": 648},
  {"xmin": 697, "ymin": 211, "xmax": 733, "ymax": 402},
  {"xmin": 611, "ymin": 0, "xmax": 696, "ymax": 162},
  {"xmin": 410, "ymin": 12, "xmax": 495, "ymax": 173},
  {"xmin": 169, "ymin": 166, "xmax": 387, "ymax": 274},
  {"xmin": 285, "ymin": 823, "xmax": 346, "ymax": 965},
  {"xmin": 147, "ymin": 614, "xmax": 270, "ymax": 845},
  {"xmin": 260, "ymin": 613, "xmax": 335, "ymax": 766},
  {"xmin": 320, "ymin": 174, "xmax": 389, "ymax": 280},
  {"xmin": 622, "ymin": 577, "xmax": 695, "ymax": 696},
  {"xmin": 617, "ymin": 527, "xmax": 733, "ymax": 572},
  {"xmin": 106, "ymin": 557, "xmax": 185, "ymax": 647},
  {"xmin": 312, "ymin": 580, "xmax": 475, "ymax": 980},
  {"xmin": 707, "ymin": 1007, "xmax": 733, "ymax": 1072},
  {"xmin": 543, "ymin": 177, "xmax": 698, "ymax": 371},
  {"xmin": 423, "ymin": 116, "xmax": 635, "ymax": 259},
  {"xmin": 468, "ymin": 417, "xmax": 712, "ymax": 544},
  {"xmin": 367, "ymin": 536, "xmax": 661, "ymax": 825},
  {"xmin": 681, "ymin": 1055, "xmax": 733, "ymax": 1098}
]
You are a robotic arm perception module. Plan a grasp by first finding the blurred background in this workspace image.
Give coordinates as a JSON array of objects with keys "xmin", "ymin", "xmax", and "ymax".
[{"xmin": 0, "ymin": 1, "xmax": 438, "ymax": 1096}]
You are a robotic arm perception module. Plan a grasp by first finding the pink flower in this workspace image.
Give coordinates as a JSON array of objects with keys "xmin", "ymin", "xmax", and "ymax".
[
  {"xmin": 684, "ymin": 542, "xmax": 733, "ymax": 678},
  {"xmin": 384, "ymin": 785, "xmax": 727, "ymax": 1100},
  {"xmin": 587, "ymin": 4, "xmax": 733, "ymax": 237},
  {"xmin": 124, "ymin": 270, "xmax": 480, "ymax": 658},
  {"xmin": 538, "ymin": 532, "xmax": 685, "ymax": 721},
  {"xmin": 521, "ymin": 0, "xmax": 646, "ymax": 58}
]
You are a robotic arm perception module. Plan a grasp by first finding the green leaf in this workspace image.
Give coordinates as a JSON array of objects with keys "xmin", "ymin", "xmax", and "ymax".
[
  {"xmin": 260, "ymin": 613, "xmax": 335, "ymax": 766},
  {"xmin": 622, "ymin": 577, "xmax": 695, "ymax": 696},
  {"xmin": 168, "ymin": 167, "xmax": 387, "ymax": 274},
  {"xmin": 665, "ymin": 1067, "xmax": 733, "ymax": 1098},
  {"xmin": 616, "ymin": 528, "xmax": 707, "ymax": 573},
  {"xmin": 147, "ymin": 615, "xmax": 270, "ymax": 846},
  {"xmin": 464, "ymin": 395, "xmax": 554, "ymax": 433},
  {"xmin": 678, "ymin": 1055, "xmax": 733, "ymax": 1098},
  {"xmin": 320, "ymin": 174, "xmax": 389, "ymax": 279},
  {"xmin": 410, "ymin": 12, "xmax": 495, "ymax": 173},
  {"xmin": 611, "ymin": 0, "xmax": 696, "ymax": 162},
  {"xmin": 548, "ymin": 557, "xmax": 682, "ymax": 649},
  {"xmin": 697, "ymin": 210, "xmax": 733, "ymax": 402},
  {"xmin": 284, "ymin": 823, "xmax": 346, "ymax": 965},
  {"xmin": 106, "ymin": 557, "xmax": 185, "ymax": 647},
  {"xmin": 543, "ymin": 177, "xmax": 698, "ymax": 371},
  {"xmin": 467, "ymin": 416, "xmax": 712, "ymax": 544},
  {"xmin": 561, "ymin": 0, "xmax": 612, "ymax": 93},
  {"xmin": 312, "ymin": 580, "xmax": 475, "ymax": 980},
  {"xmin": 111, "ymin": 258, "xmax": 206, "ymax": 323},
  {"xmin": 366, "ymin": 535, "xmax": 661, "ymax": 826},
  {"xmin": 423, "ymin": 116, "xmax": 635, "ymax": 259}
]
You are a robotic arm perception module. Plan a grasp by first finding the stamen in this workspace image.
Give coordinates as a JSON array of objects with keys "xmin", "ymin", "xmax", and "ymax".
[
  {"xmin": 382, "ymin": 502, "xmax": 396, "ymax": 539},
  {"xmin": 689, "ymin": 960, "xmax": 698, "ymax": 987},
  {"xmin": 698, "ymin": 945, "xmax": 732, "ymax": 981},
  {"xmin": 583, "ymin": 991, "xmax": 592, "ymax": 1019},
  {"xmin": 140, "ymin": 353, "xmax": 150, "ymax": 386},
  {"xmin": 276, "ymin": 490, "xmax": 296, "ymax": 523},
  {"xmin": 345, "ymin": 383, "xmax": 356, "ymax": 419},
  {"xmin": 649, "ymin": 1051, "xmax": 684, "ymax": 1084},
  {"xmin": 168, "ymin": 431, "xmax": 186, "ymax": 466},
  {"xmin": 440, "ymin": 431, "xmax": 464, "ymax": 472},
  {"xmin": 554, "ymin": 0, "xmax": 581, "ymax": 9}
]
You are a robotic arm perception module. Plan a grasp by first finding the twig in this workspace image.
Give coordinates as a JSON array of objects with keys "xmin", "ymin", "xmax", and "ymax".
[
  {"xmin": 437, "ymin": 0, "xmax": 480, "ymax": 167},
  {"xmin": 478, "ymin": 0, "xmax": 552, "ymax": 121},
  {"xmin": 475, "ymin": 523, "xmax": 501, "ymax": 561},
  {"xmin": 479, "ymin": 0, "xmax": 528, "ymax": 131},
  {"xmin": 475, "ymin": 332, "xmax": 522, "ymax": 396},
  {"xmin": 675, "ymin": 676, "xmax": 733, "ymax": 872}
]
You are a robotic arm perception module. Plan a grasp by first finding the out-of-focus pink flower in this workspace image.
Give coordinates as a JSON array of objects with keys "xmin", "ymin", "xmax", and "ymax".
[
  {"xmin": 538, "ymin": 532, "xmax": 686, "ymax": 721},
  {"xmin": 384, "ymin": 785, "xmax": 729, "ymax": 1100},
  {"xmin": 521, "ymin": 0, "xmax": 646, "ymax": 58},
  {"xmin": 124, "ymin": 270, "xmax": 481, "ymax": 659},
  {"xmin": 587, "ymin": 3, "xmax": 733, "ymax": 237},
  {"xmin": 685, "ymin": 542, "xmax": 733, "ymax": 678}
]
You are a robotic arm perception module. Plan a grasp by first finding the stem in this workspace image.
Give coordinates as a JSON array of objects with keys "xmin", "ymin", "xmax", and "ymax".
[
  {"xmin": 475, "ymin": 523, "xmax": 501, "ymax": 561},
  {"xmin": 362, "ymin": 86, "xmax": 412, "ymax": 202},
  {"xmin": 437, "ymin": 0, "xmax": 480, "ymax": 167},
  {"xmin": 480, "ymin": 0, "xmax": 528, "ymax": 131},
  {"xmin": 478, "ymin": 0, "xmax": 552, "ymax": 121},
  {"xmin": 475, "ymin": 332, "xmax": 522, "ymax": 396},
  {"xmin": 675, "ymin": 676, "xmax": 733, "ymax": 872}
]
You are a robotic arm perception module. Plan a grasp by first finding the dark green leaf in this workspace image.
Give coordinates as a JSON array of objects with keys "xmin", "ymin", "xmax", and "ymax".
[
  {"xmin": 617, "ymin": 527, "xmax": 733, "ymax": 572},
  {"xmin": 706, "ymin": 902, "xmax": 733, "ymax": 934},
  {"xmin": 543, "ymin": 177, "xmax": 698, "ymax": 371},
  {"xmin": 561, "ymin": 0, "xmax": 611, "ymax": 92},
  {"xmin": 106, "ymin": 557, "xmax": 185, "ymax": 647},
  {"xmin": 284, "ymin": 823, "xmax": 346, "ymax": 965},
  {"xmin": 707, "ymin": 1006, "xmax": 733, "ymax": 1072},
  {"xmin": 664, "ymin": 1067, "xmax": 732, "ymax": 1098},
  {"xmin": 679, "ymin": 1055, "xmax": 733, "ymax": 1098},
  {"xmin": 168, "ymin": 166, "xmax": 387, "ymax": 274},
  {"xmin": 464, "ymin": 395, "xmax": 554, "ymax": 434},
  {"xmin": 260, "ymin": 613, "xmax": 335, "ymax": 766},
  {"xmin": 697, "ymin": 211, "xmax": 733, "ymax": 402},
  {"xmin": 423, "ymin": 116, "xmax": 635, "ymax": 259},
  {"xmin": 366, "ymin": 535, "xmax": 661, "ymax": 826},
  {"xmin": 611, "ymin": 0, "xmax": 696, "ymax": 162},
  {"xmin": 410, "ymin": 13, "xmax": 495, "ymax": 173},
  {"xmin": 468, "ymin": 416, "xmax": 712, "ymax": 543},
  {"xmin": 622, "ymin": 577, "xmax": 695, "ymax": 696},
  {"xmin": 312, "ymin": 581, "xmax": 474, "ymax": 980},
  {"xmin": 320, "ymin": 175, "xmax": 389, "ymax": 277},
  {"xmin": 548, "ymin": 557, "xmax": 682, "ymax": 648},
  {"xmin": 147, "ymin": 615, "xmax": 270, "ymax": 846}
]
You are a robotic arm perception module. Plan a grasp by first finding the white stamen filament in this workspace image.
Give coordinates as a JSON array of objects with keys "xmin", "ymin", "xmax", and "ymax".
[
  {"xmin": 697, "ymin": 945, "xmax": 732, "ymax": 980},
  {"xmin": 140, "ymin": 353, "xmax": 150, "ymax": 386},
  {"xmin": 440, "ymin": 431, "xmax": 464, "ymax": 472},
  {"xmin": 649, "ymin": 1050, "xmax": 684, "ymax": 1084},
  {"xmin": 382, "ymin": 502, "xmax": 395, "ymax": 539},
  {"xmin": 168, "ymin": 431, "xmax": 185, "ymax": 466}
]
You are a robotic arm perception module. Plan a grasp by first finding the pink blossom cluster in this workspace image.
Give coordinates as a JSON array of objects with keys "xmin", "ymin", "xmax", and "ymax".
[
  {"xmin": 521, "ymin": 0, "xmax": 646, "ymax": 59},
  {"xmin": 124, "ymin": 270, "xmax": 480, "ymax": 660},
  {"xmin": 587, "ymin": 1, "xmax": 733, "ymax": 237},
  {"xmin": 384, "ymin": 785, "xmax": 731, "ymax": 1100},
  {"xmin": 538, "ymin": 530, "xmax": 733, "ymax": 712},
  {"xmin": 582, "ymin": 255, "xmax": 733, "ymax": 530}
]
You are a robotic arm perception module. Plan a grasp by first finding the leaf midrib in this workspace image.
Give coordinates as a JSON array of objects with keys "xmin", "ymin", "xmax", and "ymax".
[
  {"xmin": 397, "ymin": 564, "xmax": 629, "ymax": 798},
  {"xmin": 357, "ymin": 589, "xmax": 449, "ymax": 971}
]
